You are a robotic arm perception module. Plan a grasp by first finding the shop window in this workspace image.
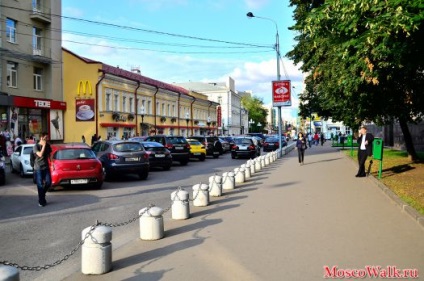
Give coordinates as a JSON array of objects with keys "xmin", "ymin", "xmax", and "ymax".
[{"xmin": 33, "ymin": 67, "xmax": 43, "ymax": 91}]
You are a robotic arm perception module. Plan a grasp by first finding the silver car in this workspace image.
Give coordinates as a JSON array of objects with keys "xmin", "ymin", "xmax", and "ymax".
[
  {"xmin": 230, "ymin": 137, "xmax": 261, "ymax": 159},
  {"xmin": 11, "ymin": 144, "xmax": 35, "ymax": 177}
]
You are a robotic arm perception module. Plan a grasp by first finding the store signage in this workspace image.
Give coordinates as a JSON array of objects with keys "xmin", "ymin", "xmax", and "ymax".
[
  {"xmin": 34, "ymin": 100, "xmax": 51, "ymax": 108},
  {"xmin": 13, "ymin": 96, "xmax": 66, "ymax": 110},
  {"xmin": 217, "ymin": 106, "xmax": 222, "ymax": 127},
  {"xmin": 77, "ymin": 80, "xmax": 93, "ymax": 96}
]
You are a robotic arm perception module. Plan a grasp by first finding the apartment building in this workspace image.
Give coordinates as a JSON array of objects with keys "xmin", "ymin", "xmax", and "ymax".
[{"xmin": 0, "ymin": 0, "xmax": 64, "ymax": 148}]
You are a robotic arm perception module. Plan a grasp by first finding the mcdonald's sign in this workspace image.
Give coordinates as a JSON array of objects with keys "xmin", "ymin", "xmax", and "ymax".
[{"xmin": 77, "ymin": 80, "xmax": 93, "ymax": 97}]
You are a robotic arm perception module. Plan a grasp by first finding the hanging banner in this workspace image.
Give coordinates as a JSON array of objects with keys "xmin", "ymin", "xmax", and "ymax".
[
  {"xmin": 272, "ymin": 80, "xmax": 291, "ymax": 107},
  {"xmin": 50, "ymin": 110, "xmax": 64, "ymax": 140}
]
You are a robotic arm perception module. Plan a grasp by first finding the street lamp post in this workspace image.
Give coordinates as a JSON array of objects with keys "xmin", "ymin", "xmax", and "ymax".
[
  {"xmin": 140, "ymin": 105, "xmax": 145, "ymax": 136},
  {"xmin": 257, "ymin": 122, "xmax": 262, "ymax": 133},
  {"xmin": 185, "ymin": 111, "xmax": 190, "ymax": 137},
  {"xmin": 249, "ymin": 118, "xmax": 254, "ymax": 133},
  {"xmin": 247, "ymin": 12, "xmax": 283, "ymax": 157}
]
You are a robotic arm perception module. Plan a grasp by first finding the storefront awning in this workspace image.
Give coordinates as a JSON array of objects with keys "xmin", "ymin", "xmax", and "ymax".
[{"xmin": 100, "ymin": 123, "xmax": 136, "ymax": 128}]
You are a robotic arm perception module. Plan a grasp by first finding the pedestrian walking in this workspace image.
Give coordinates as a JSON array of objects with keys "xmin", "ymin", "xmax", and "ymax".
[
  {"xmin": 313, "ymin": 132, "xmax": 319, "ymax": 146},
  {"xmin": 82, "ymin": 135, "xmax": 86, "ymax": 143},
  {"xmin": 355, "ymin": 126, "xmax": 374, "ymax": 177},
  {"xmin": 296, "ymin": 132, "xmax": 307, "ymax": 165},
  {"xmin": 33, "ymin": 132, "xmax": 52, "ymax": 207},
  {"xmin": 320, "ymin": 133, "xmax": 325, "ymax": 146},
  {"xmin": 307, "ymin": 133, "xmax": 313, "ymax": 148}
]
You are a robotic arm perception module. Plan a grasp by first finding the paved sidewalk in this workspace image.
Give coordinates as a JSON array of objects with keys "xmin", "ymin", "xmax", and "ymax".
[{"xmin": 63, "ymin": 144, "xmax": 424, "ymax": 281}]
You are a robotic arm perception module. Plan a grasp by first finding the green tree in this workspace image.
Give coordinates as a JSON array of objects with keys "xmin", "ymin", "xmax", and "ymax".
[
  {"xmin": 241, "ymin": 95, "xmax": 268, "ymax": 133},
  {"xmin": 287, "ymin": 0, "xmax": 424, "ymax": 161}
]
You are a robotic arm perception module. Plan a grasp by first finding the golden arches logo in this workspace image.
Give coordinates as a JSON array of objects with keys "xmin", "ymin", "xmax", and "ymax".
[{"xmin": 77, "ymin": 80, "xmax": 93, "ymax": 96}]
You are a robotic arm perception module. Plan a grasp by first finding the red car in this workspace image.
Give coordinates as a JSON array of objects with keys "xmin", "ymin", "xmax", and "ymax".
[{"xmin": 50, "ymin": 143, "xmax": 104, "ymax": 189}]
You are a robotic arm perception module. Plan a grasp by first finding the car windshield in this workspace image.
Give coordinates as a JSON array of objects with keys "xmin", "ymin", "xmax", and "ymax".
[
  {"xmin": 169, "ymin": 137, "xmax": 186, "ymax": 144},
  {"xmin": 265, "ymin": 137, "xmax": 278, "ymax": 142},
  {"xmin": 54, "ymin": 148, "xmax": 97, "ymax": 160},
  {"xmin": 23, "ymin": 146, "xmax": 34, "ymax": 155},
  {"xmin": 187, "ymin": 140, "xmax": 201, "ymax": 145},
  {"xmin": 113, "ymin": 142, "xmax": 143, "ymax": 152},
  {"xmin": 234, "ymin": 138, "xmax": 252, "ymax": 145}
]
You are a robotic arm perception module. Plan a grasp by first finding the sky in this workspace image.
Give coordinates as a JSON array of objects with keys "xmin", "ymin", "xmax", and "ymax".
[{"xmin": 62, "ymin": 0, "xmax": 304, "ymax": 120}]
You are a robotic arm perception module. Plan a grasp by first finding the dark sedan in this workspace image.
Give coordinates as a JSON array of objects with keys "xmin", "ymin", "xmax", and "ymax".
[
  {"xmin": 92, "ymin": 140, "xmax": 149, "ymax": 180},
  {"xmin": 142, "ymin": 141, "xmax": 172, "ymax": 171}
]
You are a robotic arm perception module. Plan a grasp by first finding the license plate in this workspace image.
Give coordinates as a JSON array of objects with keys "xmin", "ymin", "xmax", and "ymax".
[
  {"xmin": 126, "ymin": 157, "xmax": 139, "ymax": 162},
  {"xmin": 155, "ymin": 154, "xmax": 165, "ymax": 158},
  {"xmin": 240, "ymin": 147, "xmax": 247, "ymax": 150},
  {"xmin": 71, "ymin": 179, "xmax": 88, "ymax": 184},
  {"xmin": 194, "ymin": 153, "xmax": 201, "ymax": 155},
  {"xmin": 213, "ymin": 151, "xmax": 219, "ymax": 154},
  {"xmin": 175, "ymin": 147, "xmax": 184, "ymax": 150}
]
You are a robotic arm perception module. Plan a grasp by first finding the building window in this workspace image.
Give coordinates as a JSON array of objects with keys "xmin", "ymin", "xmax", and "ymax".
[
  {"xmin": 33, "ymin": 27, "xmax": 42, "ymax": 55},
  {"xmin": 33, "ymin": 67, "xmax": 43, "ymax": 91},
  {"xmin": 172, "ymin": 105, "xmax": 175, "ymax": 117},
  {"xmin": 7, "ymin": 62, "xmax": 18, "ymax": 88},
  {"xmin": 156, "ymin": 102, "xmax": 160, "ymax": 115},
  {"xmin": 167, "ymin": 104, "xmax": 170, "ymax": 116},
  {"xmin": 122, "ymin": 96, "xmax": 127, "ymax": 112},
  {"xmin": 147, "ymin": 100, "xmax": 152, "ymax": 114},
  {"xmin": 161, "ymin": 103, "xmax": 165, "ymax": 116},
  {"xmin": 6, "ymin": 18, "xmax": 17, "ymax": 43},
  {"xmin": 114, "ymin": 93, "xmax": 119, "ymax": 111},
  {"xmin": 218, "ymin": 96, "xmax": 222, "ymax": 104},
  {"xmin": 129, "ymin": 97, "xmax": 134, "ymax": 113},
  {"xmin": 106, "ymin": 93, "xmax": 111, "ymax": 111}
]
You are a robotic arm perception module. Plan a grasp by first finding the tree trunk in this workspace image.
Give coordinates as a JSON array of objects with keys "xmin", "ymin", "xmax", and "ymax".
[{"xmin": 398, "ymin": 118, "xmax": 418, "ymax": 162}]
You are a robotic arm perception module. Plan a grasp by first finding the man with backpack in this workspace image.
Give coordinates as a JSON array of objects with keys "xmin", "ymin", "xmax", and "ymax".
[{"xmin": 33, "ymin": 132, "xmax": 52, "ymax": 207}]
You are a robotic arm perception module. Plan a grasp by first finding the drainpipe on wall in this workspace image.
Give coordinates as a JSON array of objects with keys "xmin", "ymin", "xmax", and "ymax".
[
  {"xmin": 190, "ymin": 97, "xmax": 195, "ymax": 136},
  {"xmin": 177, "ymin": 93, "xmax": 181, "ymax": 135},
  {"xmin": 153, "ymin": 86, "xmax": 159, "ymax": 134},
  {"xmin": 134, "ymin": 81, "xmax": 140, "ymax": 135},
  {"xmin": 95, "ymin": 71, "xmax": 106, "ymax": 138}
]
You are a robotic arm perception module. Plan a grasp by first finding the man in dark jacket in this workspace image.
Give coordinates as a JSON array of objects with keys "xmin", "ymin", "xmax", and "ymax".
[
  {"xmin": 33, "ymin": 132, "xmax": 52, "ymax": 206},
  {"xmin": 356, "ymin": 126, "xmax": 374, "ymax": 177}
]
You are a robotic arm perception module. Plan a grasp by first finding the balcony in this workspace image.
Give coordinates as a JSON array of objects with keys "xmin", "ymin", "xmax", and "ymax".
[
  {"xmin": 33, "ymin": 49, "xmax": 42, "ymax": 56},
  {"xmin": 30, "ymin": 5, "xmax": 51, "ymax": 24}
]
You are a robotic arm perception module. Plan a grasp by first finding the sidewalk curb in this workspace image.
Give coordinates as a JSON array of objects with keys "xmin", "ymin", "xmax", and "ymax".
[{"xmin": 339, "ymin": 150, "xmax": 424, "ymax": 230}]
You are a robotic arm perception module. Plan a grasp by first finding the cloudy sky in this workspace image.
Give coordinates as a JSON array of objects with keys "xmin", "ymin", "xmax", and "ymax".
[{"xmin": 62, "ymin": 0, "xmax": 304, "ymax": 119}]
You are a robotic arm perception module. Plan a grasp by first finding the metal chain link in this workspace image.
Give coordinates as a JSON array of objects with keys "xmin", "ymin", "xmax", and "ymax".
[{"xmin": 0, "ymin": 223, "xmax": 98, "ymax": 271}]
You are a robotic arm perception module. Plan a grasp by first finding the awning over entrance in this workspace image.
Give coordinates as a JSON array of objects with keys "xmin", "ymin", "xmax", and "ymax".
[{"xmin": 100, "ymin": 123, "xmax": 136, "ymax": 128}]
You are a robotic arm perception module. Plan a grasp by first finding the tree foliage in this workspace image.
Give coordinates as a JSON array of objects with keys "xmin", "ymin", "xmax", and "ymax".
[
  {"xmin": 287, "ymin": 0, "xmax": 424, "ymax": 159},
  {"xmin": 241, "ymin": 95, "xmax": 268, "ymax": 132}
]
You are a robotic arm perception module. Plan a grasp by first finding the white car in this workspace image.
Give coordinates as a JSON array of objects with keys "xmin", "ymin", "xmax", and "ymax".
[{"xmin": 11, "ymin": 144, "xmax": 35, "ymax": 177}]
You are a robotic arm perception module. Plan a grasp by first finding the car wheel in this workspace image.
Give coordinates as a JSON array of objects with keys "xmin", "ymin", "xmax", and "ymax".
[
  {"xmin": 180, "ymin": 160, "xmax": 188, "ymax": 166},
  {"xmin": 213, "ymin": 154, "xmax": 219, "ymax": 159},
  {"xmin": 163, "ymin": 165, "xmax": 171, "ymax": 171},
  {"xmin": 231, "ymin": 153, "xmax": 236, "ymax": 159},
  {"xmin": 11, "ymin": 163, "xmax": 16, "ymax": 173},
  {"xmin": 19, "ymin": 164, "xmax": 25, "ymax": 178},
  {"xmin": 139, "ymin": 170, "xmax": 149, "ymax": 180},
  {"xmin": 94, "ymin": 181, "xmax": 103, "ymax": 189},
  {"xmin": 0, "ymin": 171, "xmax": 5, "ymax": 186},
  {"xmin": 104, "ymin": 168, "xmax": 113, "ymax": 181},
  {"xmin": 199, "ymin": 154, "xmax": 206, "ymax": 161}
]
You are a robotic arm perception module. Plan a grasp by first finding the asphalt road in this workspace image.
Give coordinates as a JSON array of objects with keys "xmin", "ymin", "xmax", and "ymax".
[{"xmin": 0, "ymin": 151, "xmax": 247, "ymax": 281}]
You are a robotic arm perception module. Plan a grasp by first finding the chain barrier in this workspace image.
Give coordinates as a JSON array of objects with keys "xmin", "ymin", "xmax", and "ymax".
[{"xmin": 1, "ymin": 159, "xmax": 276, "ymax": 272}]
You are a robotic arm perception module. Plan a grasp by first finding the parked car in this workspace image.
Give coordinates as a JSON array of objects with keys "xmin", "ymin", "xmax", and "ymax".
[
  {"xmin": 11, "ymin": 144, "xmax": 35, "ymax": 177},
  {"xmin": 186, "ymin": 139, "xmax": 206, "ymax": 161},
  {"xmin": 188, "ymin": 136, "xmax": 222, "ymax": 158},
  {"xmin": 50, "ymin": 143, "xmax": 104, "ymax": 189},
  {"xmin": 129, "ymin": 136, "xmax": 148, "ymax": 142},
  {"xmin": 144, "ymin": 135, "xmax": 190, "ymax": 165},
  {"xmin": 263, "ymin": 137, "xmax": 281, "ymax": 152},
  {"xmin": 0, "ymin": 151, "xmax": 5, "ymax": 185},
  {"xmin": 231, "ymin": 137, "xmax": 261, "ymax": 159},
  {"xmin": 218, "ymin": 137, "xmax": 231, "ymax": 153},
  {"xmin": 92, "ymin": 140, "xmax": 149, "ymax": 180},
  {"xmin": 141, "ymin": 141, "xmax": 172, "ymax": 170}
]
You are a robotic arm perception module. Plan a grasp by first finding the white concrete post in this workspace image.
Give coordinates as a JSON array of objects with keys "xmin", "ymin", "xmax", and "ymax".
[
  {"xmin": 265, "ymin": 155, "xmax": 270, "ymax": 166},
  {"xmin": 260, "ymin": 156, "xmax": 265, "ymax": 168},
  {"xmin": 81, "ymin": 225, "xmax": 112, "ymax": 275},
  {"xmin": 171, "ymin": 189, "xmax": 190, "ymax": 220},
  {"xmin": 222, "ymin": 172, "xmax": 235, "ymax": 190},
  {"xmin": 255, "ymin": 159, "xmax": 262, "ymax": 171},
  {"xmin": 208, "ymin": 175, "xmax": 222, "ymax": 197},
  {"xmin": 249, "ymin": 160, "xmax": 256, "ymax": 174},
  {"xmin": 241, "ymin": 164, "xmax": 251, "ymax": 179},
  {"xmin": 0, "ymin": 265, "xmax": 19, "ymax": 281},
  {"xmin": 139, "ymin": 206, "xmax": 164, "ymax": 240},
  {"xmin": 192, "ymin": 183, "xmax": 209, "ymax": 207},
  {"xmin": 233, "ymin": 168, "xmax": 245, "ymax": 184}
]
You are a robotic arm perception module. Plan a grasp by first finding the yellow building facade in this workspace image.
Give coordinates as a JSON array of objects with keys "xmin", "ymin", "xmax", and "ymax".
[{"xmin": 63, "ymin": 48, "xmax": 219, "ymax": 143}]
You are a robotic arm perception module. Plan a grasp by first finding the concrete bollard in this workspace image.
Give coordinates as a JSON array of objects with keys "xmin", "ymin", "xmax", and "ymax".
[
  {"xmin": 171, "ymin": 189, "xmax": 190, "ymax": 220},
  {"xmin": 81, "ymin": 225, "xmax": 112, "ymax": 275},
  {"xmin": 233, "ymin": 168, "xmax": 245, "ymax": 184},
  {"xmin": 241, "ymin": 164, "xmax": 251, "ymax": 179},
  {"xmin": 208, "ymin": 175, "xmax": 223, "ymax": 197},
  {"xmin": 265, "ymin": 155, "xmax": 270, "ymax": 166},
  {"xmin": 0, "ymin": 265, "xmax": 19, "ymax": 281},
  {"xmin": 192, "ymin": 183, "xmax": 209, "ymax": 206},
  {"xmin": 249, "ymin": 160, "xmax": 256, "ymax": 174},
  {"xmin": 222, "ymin": 172, "xmax": 235, "ymax": 190},
  {"xmin": 255, "ymin": 159, "xmax": 262, "ymax": 171},
  {"xmin": 139, "ymin": 206, "xmax": 164, "ymax": 240},
  {"xmin": 260, "ymin": 156, "xmax": 265, "ymax": 168}
]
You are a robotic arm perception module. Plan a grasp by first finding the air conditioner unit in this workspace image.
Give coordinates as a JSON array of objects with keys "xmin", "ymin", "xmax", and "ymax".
[{"xmin": 33, "ymin": 49, "xmax": 42, "ymax": 56}]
